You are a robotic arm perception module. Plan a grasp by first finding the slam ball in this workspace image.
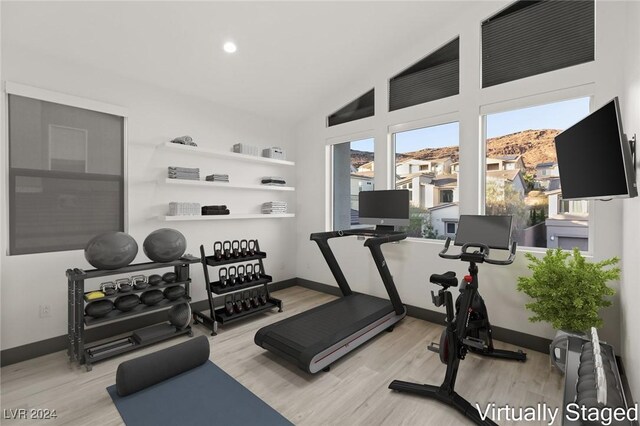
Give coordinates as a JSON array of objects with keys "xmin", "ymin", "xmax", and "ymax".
[
  {"xmin": 84, "ymin": 232, "xmax": 138, "ymax": 270},
  {"xmin": 143, "ymin": 228, "xmax": 186, "ymax": 263}
]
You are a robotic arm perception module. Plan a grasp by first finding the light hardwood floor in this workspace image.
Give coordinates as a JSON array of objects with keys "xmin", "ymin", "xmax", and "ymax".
[{"xmin": 1, "ymin": 286, "xmax": 564, "ymax": 425}]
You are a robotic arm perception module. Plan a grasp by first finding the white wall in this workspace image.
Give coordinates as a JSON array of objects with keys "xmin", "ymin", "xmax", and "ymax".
[
  {"xmin": 295, "ymin": 1, "xmax": 627, "ymax": 349},
  {"xmin": 620, "ymin": 0, "xmax": 640, "ymax": 401},
  {"xmin": 0, "ymin": 44, "xmax": 297, "ymax": 350}
]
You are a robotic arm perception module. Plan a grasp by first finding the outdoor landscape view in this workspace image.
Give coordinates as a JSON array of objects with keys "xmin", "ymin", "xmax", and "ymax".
[{"xmin": 346, "ymin": 98, "xmax": 591, "ymax": 249}]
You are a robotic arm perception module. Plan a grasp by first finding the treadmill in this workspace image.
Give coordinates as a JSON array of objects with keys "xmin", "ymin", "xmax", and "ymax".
[{"xmin": 254, "ymin": 228, "xmax": 407, "ymax": 373}]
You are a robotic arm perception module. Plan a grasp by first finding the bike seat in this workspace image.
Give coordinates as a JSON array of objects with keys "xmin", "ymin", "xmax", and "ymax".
[{"xmin": 430, "ymin": 271, "xmax": 458, "ymax": 287}]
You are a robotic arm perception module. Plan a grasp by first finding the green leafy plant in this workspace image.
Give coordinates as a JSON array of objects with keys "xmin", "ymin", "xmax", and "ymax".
[{"xmin": 517, "ymin": 248, "xmax": 620, "ymax": 332}]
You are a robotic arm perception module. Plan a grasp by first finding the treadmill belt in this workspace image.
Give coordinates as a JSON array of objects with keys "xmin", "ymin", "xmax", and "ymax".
[{"xmin": 255, "ymin": 294, "xmax": 394, "ymax": 369}]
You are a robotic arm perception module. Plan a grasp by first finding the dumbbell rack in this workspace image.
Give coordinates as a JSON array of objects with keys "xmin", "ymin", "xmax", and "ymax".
[
  {"xmin": 66, "ymin": 258, "xmax": 198, "ymax": 371},
  {"xmin": 193, "ymin": 240, "xmax": 283, "ymax": 335}
]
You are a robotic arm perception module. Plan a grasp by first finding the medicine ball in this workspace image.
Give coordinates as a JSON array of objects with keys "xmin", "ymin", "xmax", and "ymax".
[
  {"xmin": 85, "ymin": 299, "xmax": 114, "ymax": 318},
  {"xmin": 148, "ymin": 274, "xmax": 162, "ymax": 286},
  {"xmin": 140, "ymin": 290, "xmax": 164, "ymax": 306},
  {"xmin": 164, "ymin": 286, "xmax": 186, "ymax": 301},
  {"xmin": 115, "ymin": 294, "xmax": 140, "ymax": 312},
  {"xmin": 84, "ymin": 232, "xmax": 138, "ymax": 270},
  {"xmin": 162, "ymin": 272, "xmax": 177, "ymax": 283},
  {"xmin": 143, "ymin": 229, "xmax": 186, "ymax": 263},
  {"xmin": 168, "ymin": 302, "xmax": 192, "ymax": 330}
]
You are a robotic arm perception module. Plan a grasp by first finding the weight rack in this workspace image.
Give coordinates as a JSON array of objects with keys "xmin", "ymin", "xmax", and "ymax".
[
  {"xmin": 193, "ymin": 240, "xmax": 283, "ymax": 335},
  {"xmin": 66, "ymin": 258, "xmax": 199, "ymax": 371}
]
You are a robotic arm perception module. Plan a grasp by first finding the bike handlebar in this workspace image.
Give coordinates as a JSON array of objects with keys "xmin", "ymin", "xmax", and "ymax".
[{"xmin": 438, "ymin": 237, "xmax": 517, "ymax": 265}]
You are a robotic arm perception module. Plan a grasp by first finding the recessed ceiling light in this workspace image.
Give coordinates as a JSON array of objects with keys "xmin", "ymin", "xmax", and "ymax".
[{"xmin": 223, "ymin": 42, "xmax": 237, "ymax": 54}]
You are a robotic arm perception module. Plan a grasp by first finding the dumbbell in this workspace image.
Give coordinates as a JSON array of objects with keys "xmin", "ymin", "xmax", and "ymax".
[
  {"xmin": 132, "ymin": 275, "xmax": 148, "ymax": 290},
  {"xmin": 232, "ymin": 240, "xmax": 241, "ymax": 258},
  {"xmin": 258, "ymin": 288, "xmax": 267, "ymax": 305},
  {"xmin": 251, "ymin": 289, "xmax": 260, "ymax": 308},
  {"xmin": 223, "ymin": 240, "xmax": 232, "ymax": 259},
  {"xmin": 233, "ymin": 293, "xmax": 243, "ymax": 313},
  {"xmin": 213, "ymin": 241, "xmax": 223, "ymax": 261},
  {"xmin": 242, "ymin": 291, "xmax": 252, "ymax": 311},
  {"xmin": 224, "ymin": 295, "xmax": 234, "ymax": 316},
  {"xmin": 240, "ymin": 240, "xmax": 249, "ymax": 257},
  {"xmin": 218, "ymin": 267, "xmax": 229, "ymax": 288},
  {"xmin": 253, "ymin": 263, "xmax": 262, "ymax": 281},
  {"xmin": 100, "ymin": 281, "xmax": 117, "ymax": 296},
  {"xmin": 579, "ymin": 361, "xmax": 595, "ymax": 376},
  {"xmin": 236, "ymin": 265, "xmax": 246, "ymax": 285},
  {"xmin": 228, "ymin": 266, "xmax": 238, "ymax": 286},
  {"xmin": 248, "ymin": 240, "xmax": 256, "ymax": 256},
  {"xmin": 116, "ymin": 278, "xmax": 133, "ymax": 293},
  {"xmin": 245, "ymin": 264, "xmax": 254, "ymax": 283}
]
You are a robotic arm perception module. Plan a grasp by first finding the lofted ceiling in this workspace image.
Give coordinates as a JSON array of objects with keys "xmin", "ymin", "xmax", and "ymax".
[{"xmin": 2, "ymin": 1, "xmax": 468, "ymax": 124}]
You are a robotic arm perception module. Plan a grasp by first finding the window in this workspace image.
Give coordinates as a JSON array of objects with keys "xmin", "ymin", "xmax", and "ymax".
[
  {"xmin": 483, "ymin": 97, "xmax": 590, "ymax": 250},
  {"xmin": 445, "ymin": 221, "xmax": 457, "ymax": 235},
  {"xmin": 440, "ymin": 189, "xmax": 454, "ymax": 203},
  {"xmin": 8, "ymin": 94, "xmax": 125, "ymax": 255},
  {"xmin": 332, "ymin": 138, "xmax": 374, "ymax": 230},
  {"xmin": 327, "ymin": 89, "xmax": 374, "ymax": 127},
  {"xmin": 389, "ymin": 37, "xmax": 459, "ymax": 111},
  {"xmin": 482, "ymin": 0, "xmax": 594, "ymax": 88},
  {"xmin": 393, "ymin": 121, "xmax": 459, "ymax": 239}
]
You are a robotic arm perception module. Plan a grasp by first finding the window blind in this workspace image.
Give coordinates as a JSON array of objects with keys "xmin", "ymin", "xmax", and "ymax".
[
  {"xmin": 327, "ymin": 89, "xmax": 375, "ymax": 127},
  {"xmin": 482, "ymin": 0, "xmax": 594, "ymax": 88},
  {"xmin": 389, "ymin": 37, "xmax": 459, "ymax": 112}
]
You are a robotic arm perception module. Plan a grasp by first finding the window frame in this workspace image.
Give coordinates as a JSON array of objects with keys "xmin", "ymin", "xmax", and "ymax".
[
  {"xmin": 388, "ymin": 112, "xmax": 460, "ymax": 241},
  {"xmin": 3, "ymin": 81, "xmax": 129, "ymax": 255},
  {"xmin": 325, "ymin": 131, "xmax": 375, "ymax": 232},
  {"xmin": 479, "ymin": 86, "xmax": 595, "ymax": 254}
]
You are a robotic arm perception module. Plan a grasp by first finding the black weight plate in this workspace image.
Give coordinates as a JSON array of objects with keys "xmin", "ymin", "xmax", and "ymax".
[
  {"xmin": 85, "ymin": 300, "xmax": 114, "ymax": 318},
  {"xmin": 140, "ymin": 290, "xmax": 164, "ymax": 306},
  {"xmin": 115, "ymin": 294, "xmax": 140, "ymax": 312},
  {"xmin": 163, "ymin": 286, "xmax": 186, "ymax": 301}
]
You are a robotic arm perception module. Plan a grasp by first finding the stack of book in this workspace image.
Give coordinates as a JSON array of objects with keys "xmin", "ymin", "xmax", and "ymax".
[
  {"xmin": 201, "ymin": 205, "xmax": 230, "ymax": 215},
  {"xmin": 261, "ymin": 201, "xmax": 288, "ymax": 214},
  {"xmin": 168, "ymin": 166, "xmax": 200, "ymax": 181},
  {"xmin": 261, "ymin": 176, "xmax": 286, "ymax": 186},
  {"xmin": 205, "ymin": 174, "xmax": 230, "ymax": 182},
  {"xmin": 168, "ymin": 202, "xmax": 201, "ymax": 216}
]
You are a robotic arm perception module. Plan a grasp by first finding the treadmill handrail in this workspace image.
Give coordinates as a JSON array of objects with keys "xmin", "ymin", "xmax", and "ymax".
[{"xmin": 309, "ymin": 229, "xmax": 406, "ymax": 316}]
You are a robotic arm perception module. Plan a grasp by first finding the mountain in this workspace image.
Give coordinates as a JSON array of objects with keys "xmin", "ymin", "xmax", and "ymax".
[{"xmin": 350, "ymin": 129, "xmax": 561, "ymax": 174}]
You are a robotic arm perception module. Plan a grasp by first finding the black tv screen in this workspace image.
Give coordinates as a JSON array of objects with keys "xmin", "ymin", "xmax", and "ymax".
[
  {"xmin": 359, "ymin": 190, "xmax": 410, "ymax": 226},
  {"xmin": 554, "ymin": 97, "xmax": 637, "ymax": 200}
]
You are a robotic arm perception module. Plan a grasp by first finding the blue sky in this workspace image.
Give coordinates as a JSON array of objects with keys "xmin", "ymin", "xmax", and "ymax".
[{"xmin": 351, "ymin": 97, "xmax": 591, "ymax": 154}]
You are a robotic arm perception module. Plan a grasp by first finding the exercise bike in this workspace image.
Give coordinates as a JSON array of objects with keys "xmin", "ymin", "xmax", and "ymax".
[{"xmin": 389, "ymin": 215, "xmax": 526, "ymax": 426}]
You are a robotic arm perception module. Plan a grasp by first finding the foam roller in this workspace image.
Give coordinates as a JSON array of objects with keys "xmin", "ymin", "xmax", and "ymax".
[{"xmin": 116, "ymin": 336, "xmax": 209, "ymax": 396}]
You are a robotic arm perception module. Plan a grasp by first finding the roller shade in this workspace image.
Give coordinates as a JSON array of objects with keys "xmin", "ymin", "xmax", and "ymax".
[
  {"xmin": 389, "ymin": 37, "xmax": 459, "ymax": 112},
  {"xmin": 482, "ymin": 0, "xmax": 594, "ymax": 88},
  {"xmin": 327, "ymin": 89, "xmax": 375, "ymax": 127}
]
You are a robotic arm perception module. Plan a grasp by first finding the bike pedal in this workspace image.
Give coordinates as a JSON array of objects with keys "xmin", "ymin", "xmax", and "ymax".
[
  {"xmin": 427, "ymin": 342, "xmax": 440, "ymax": 353},
  {"xmin": 462, "ymin": 337, "xmax": 485, "ymax": 350}
]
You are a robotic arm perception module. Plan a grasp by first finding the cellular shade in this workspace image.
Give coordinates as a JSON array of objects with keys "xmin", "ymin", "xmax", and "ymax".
[
  {"xmin": 8, "ymin": 94, "xmax": 125, "ymax": 255},
  {"xmin": 482, "ymin": 0, "xmax": 594, "ymax": 88},
  {"xmin": 389, "ymin": 37, "xmax": 459, "ymax": 111},
  {"xmin": 327, "ymin": 89, "xmax": 374, "ymax": 127}
]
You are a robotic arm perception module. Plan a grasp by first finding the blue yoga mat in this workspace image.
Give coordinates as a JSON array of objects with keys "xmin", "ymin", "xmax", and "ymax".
[{"xmin": 107, "ymin": 361, "xmax": 292, "ymax": 426}]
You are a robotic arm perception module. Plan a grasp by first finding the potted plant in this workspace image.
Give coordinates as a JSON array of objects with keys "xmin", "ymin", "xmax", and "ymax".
[{"xmin": 517, "ymin": 248, "xmax": 620, "ymax": 371}]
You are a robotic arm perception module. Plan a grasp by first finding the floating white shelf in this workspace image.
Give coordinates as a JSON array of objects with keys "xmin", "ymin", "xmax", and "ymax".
[
  {"xmin": 162, "ymin": 178, "xmax": 295, "ymax": 192},
  {"xmin": 161, "ymin": 214, "xmax": 295, "ymax": 221},
  {"xmin": 160, "ymin": 142, "xmax": 295, "ymax": 166}
]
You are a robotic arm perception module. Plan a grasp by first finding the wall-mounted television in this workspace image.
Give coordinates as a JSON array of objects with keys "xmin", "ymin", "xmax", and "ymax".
[
  {"xmin": 359, "ymin": 190, "xmax": 410, "ymax": 228},
  {"xmin": 554, "ymin": 97, "xmax": 637, "ymax": 200}
]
